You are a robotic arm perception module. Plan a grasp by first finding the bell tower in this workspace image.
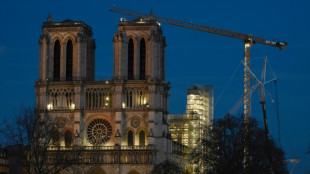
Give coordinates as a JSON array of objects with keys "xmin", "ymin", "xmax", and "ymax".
[
  {"xmin": 38, "ymin": 13, "xmax": 96, "ymax": 82},
  {"xmin": 113, "ymin": 16, "xmax": 166, "ymax": 81},
  {"xmin": 112, "ymin": 15, "xmax": 171, "ymax": 164}
]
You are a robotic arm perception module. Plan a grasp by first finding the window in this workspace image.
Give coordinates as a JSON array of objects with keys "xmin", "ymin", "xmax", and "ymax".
[
  {"xmin": 52, "ymin": 130, "xmax": 60, "ymax": 146},
  {"xmin": 66, "ymin": 40, "xmax": 73, "ymax": 81},
  {"xmin": 87, "ymin": 119, "xmax": 112, "ymax": 145},
  {"xmin": 128, "ymin": 130, "xmax": 133, "ymax": 146},
  {"xmin": 139, "ymin": 131, "xmax": 145, "ymax": 145},
  {"xmin": 126, "ymin": 91, "xmax": 133, "ymax": 107},
  {"xmin": 53, "ymin": 40, "xmax": 60, "ymax": 81},
  {"xmin": 128, "ymin": 38, "xmax": 134, "ymax": 80},
  {"xmin": 66, "ymin": 93, "xmax": 72, "ymax": 107},
  {"xmin": 140, "ymin": 38, "xmax": 146, "ymax": 79},
  {"xmin": 64, "ymin": 130, "xmax": 72, "ymax": 147}
]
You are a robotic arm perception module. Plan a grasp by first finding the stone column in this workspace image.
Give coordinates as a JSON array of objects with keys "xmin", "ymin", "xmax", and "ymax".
[
  {"xmin": 60, "ymin": 41, "xmax": 66, "ymax": 81},
  {"xmin": 48, "ymin": 42, "xmax": 54, "ymax": 80},
  {"xmin": 134, "ymin": 37, "xmax": 140, "ymax": 80},
  {"xmin": 39, "ymin": 35, "xmax": 47, "ymax": 81}
]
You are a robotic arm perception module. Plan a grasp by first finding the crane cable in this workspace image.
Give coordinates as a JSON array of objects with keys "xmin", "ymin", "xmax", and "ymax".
[
  {"xmin": 274, "ymin": 80, "xmax": 281, "ymax": 148},
  {"xmin": 215, "ymin": 61, "xmax": 241, "ymax": 107},
  {"xmin": 269, "ymin": 60, "xmax": 299, "ymax": 173}
]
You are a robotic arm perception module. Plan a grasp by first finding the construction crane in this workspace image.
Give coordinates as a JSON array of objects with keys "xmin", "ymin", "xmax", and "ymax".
[
  {"xmin": 109, "ymin": 6, "xmax": 287, "ymax": 171},
  {"xmin": 242, "ymin": 56, "xmax": 275, "ymax": 173}
]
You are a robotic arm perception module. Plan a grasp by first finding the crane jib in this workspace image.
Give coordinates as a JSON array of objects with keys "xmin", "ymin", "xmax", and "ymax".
[{"xmin": 110, "ymin": 6, "xmax": 287, "ymax": 49}]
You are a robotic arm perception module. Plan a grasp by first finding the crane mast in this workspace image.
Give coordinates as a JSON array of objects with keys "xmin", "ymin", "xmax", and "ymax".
[{"xmin": 110, "ymin": 6, "xmax": 287, "ymax": 172}]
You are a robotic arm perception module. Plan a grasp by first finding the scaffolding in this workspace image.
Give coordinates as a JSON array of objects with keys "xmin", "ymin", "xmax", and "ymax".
[{"xmin": 168, "ymin": 85, "xmax": 214, "ymax": 173}]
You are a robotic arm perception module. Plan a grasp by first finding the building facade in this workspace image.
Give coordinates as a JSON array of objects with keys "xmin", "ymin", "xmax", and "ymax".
[
  {"xmin": 0, "ymin": 146, "xmax": 9, "ymax": 174},
  {"xmin": 35, "ymin": 14, "xmax": 171, "ymax": 174}
]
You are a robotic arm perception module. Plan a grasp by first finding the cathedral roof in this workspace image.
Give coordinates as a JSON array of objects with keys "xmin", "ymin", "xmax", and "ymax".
[
  {"xmin": 42, "ymin": 13, "xmax": 92, "ymax": 33},
  {"xmin": 118, "ymin": 11, "xmax": 161, "ymax": 27},
  {"xmin": 42, "ymin": 19, "xmax": 91, "ymax": 30}
]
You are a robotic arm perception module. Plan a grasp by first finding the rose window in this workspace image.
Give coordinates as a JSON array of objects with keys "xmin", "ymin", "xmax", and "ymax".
[
  {"xmin": 130, "ymin": 119, "xmax": 140, "ymax": 128},
  {"xmin": 87, "ymin": 119, "xmax": 112, "ymax": 145}
]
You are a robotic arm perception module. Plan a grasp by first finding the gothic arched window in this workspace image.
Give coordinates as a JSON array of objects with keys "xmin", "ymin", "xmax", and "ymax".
[
  {"xmin": 139, "ymin": 131, "xmax": 145, "ymax": 146},
  {"xmin": 140, "ymin": 38, "xmax": 146, "ymax": 80},
  {"xmin": 126, "ymin": 91, "xmax": 133, "ymax": 108},
  {"xmin": 128, "ymin": 38, "xmax": 134, "ymax": 80},
  {"xmin": 64, "ymin": 130, "xmax": 72, "ymax": 147},
  {"xmin": 66, "ymin": 40, "xmax": 73, "ymax": 81},
  {"xmin": 128, "ymin": 130, "xmax": 134, "ymax": 146},
  {"xmin": 53, "ymin": 40, "xmax": 60, "ymax": 81},
  {"xmin": 52, "ymin": 130, "xmax": 60, "ymax": 146}
]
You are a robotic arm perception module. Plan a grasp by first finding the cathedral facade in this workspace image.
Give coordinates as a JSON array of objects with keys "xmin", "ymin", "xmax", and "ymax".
[{"xmin": 35, "ymin": 14, "xmax": 171, "ymax": 174}]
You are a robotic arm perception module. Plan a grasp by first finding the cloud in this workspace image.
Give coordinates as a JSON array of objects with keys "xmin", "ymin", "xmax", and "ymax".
[{"xmin": 0, "ymin": 46, "xmax": 7, "ymax": 55}]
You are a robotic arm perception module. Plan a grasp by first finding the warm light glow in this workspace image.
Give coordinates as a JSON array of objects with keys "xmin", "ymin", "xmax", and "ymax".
[
  {"xmin": 105, "ymin": 81, "xmax": 109, "ymax": 84},
  {"xmin": 245, "ymin": 43, "xmax": 251, "ymax": 48},
  {"xmin": 70, "ymin": 104, "xmax": 75, "ymax": 110},
  {"xmin": 106, "ymin": 97, "xmax": 109, "ymax": 101},
  {"xmin": 47, "ymin": 104, "xmax": 52, "ymax": 110},
  {"xmin": 122, "ymin": 102, "xmax": 126, "ymax": 108}
]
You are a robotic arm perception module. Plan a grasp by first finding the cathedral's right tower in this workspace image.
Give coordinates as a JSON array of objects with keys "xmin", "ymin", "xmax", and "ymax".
[
  {"xmin": 113, "ymin": 16, "xmax": 166, "ymax": 81},
  {"xmin": 112, "ymin": 15, "xmax": 171, "ymax": 165}
]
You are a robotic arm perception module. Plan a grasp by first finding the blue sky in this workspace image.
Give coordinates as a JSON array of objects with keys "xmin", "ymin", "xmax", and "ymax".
[{"xmin": 0, "ymin": 0, "xmax": 309, "ymax": 173}]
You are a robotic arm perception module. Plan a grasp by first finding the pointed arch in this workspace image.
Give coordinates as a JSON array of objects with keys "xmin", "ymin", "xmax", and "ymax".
[
  {"xmin": 128, "ymin": 38, "xmax": 134, "ymax": 80},
  {"xmin": 140, "ymin": 38, "xmax": 146, "ymax": 80},
  {"xmin": 128, "ymin": 130, "xmax": 134, "ymax": 146},
  {"xmin": 64, "ymin": 130, "xmax": 73, "ymax": 147},
  {"xmin": 53, "ymin": 40, "xmax": 60, "ymax": 81},
  {"xmin": 139, "ymin": 130, "xmax": 145, "ymax": 146},
  {"xmin": 66, "ymin": 39, "xmax": 73, "ymax": 81},
  {"xmin": 52, "ymin": 129, "xmax": 60, "ymax": 146}
]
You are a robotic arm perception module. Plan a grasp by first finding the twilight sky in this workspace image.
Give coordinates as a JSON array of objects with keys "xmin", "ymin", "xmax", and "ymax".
[{"xmin": 0, "ymin": 0, "xmax": 309, "ymax": 173}]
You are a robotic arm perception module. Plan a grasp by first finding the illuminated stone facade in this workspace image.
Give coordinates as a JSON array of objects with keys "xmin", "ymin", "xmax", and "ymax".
[{"xmin": 35, "ymin": 14, "xmax": 171, "ymax": 174}]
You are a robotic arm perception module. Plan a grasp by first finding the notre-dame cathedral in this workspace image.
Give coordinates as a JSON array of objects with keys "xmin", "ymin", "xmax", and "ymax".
[{"xmin": 35, "ymin": 13, "xmax": 171, "ymax": 174}]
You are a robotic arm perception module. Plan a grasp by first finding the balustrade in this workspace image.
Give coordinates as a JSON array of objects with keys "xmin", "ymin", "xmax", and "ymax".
[
  {"xmin": 85, "ymin": 87, "xmax": 112, "ymax": 110},
  {"xmin": 46, "ymin": 145, "xmax": 155, "ymax": 164}
]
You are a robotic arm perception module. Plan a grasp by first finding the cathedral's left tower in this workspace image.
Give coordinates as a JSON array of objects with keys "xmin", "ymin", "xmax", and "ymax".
[
  {"xmin": 36, "ymin": 14, "xmax": 96, "ymax": 148},
  {"xmin": 38, "ymin": 14, "xmax": 95, "ymax": 82}
]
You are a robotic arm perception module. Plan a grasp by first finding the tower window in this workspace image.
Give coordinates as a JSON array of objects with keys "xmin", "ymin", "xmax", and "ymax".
[
  {"xmin": 128, "ymin": 130, "xmax": 134, "ymax": 146},
  {"xmin": 140, "ymin": 38, "xmax": 146, "ymax": 80},
  {"xmin": 128, "ymin": 38, "xmax": 134, "ymax": 80},
  {"xmin": 53, "ymin": 40, "xmax": 60, "ymax": 81},
  {"xmin": 66, "ymin": 40, "xmax": 73, "ymax": 81},
  {"xmin": 139, "ymin": 131, "xmax": 145, "ymax": 145}
]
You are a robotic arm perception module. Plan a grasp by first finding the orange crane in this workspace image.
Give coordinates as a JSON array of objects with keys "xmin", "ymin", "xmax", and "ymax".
[{"xmin": 110, "ymin": 6, "xmax": 287, "ymax": 171}]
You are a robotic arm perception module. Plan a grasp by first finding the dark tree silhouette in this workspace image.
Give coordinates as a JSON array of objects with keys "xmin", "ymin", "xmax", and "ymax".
[
  {"xmin": 199, "ymin": 114, "xmax": 287, "ymax": 174},
  {"xmin": 0, "ymin": 105, "xmax": 78, "ymax": 174},
  {"xmin": 152, "ymin": 160, "xmax": 183, "ymax": 174}
]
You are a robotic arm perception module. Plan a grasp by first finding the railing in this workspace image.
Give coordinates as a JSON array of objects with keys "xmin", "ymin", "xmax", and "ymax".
[
  {"xmin": 47, "ymin": 145, "xmax": 154, "ymax": 151},
  {"xmin": 46, "ymin": 145, "xmax": 155, "ymax": 164}
]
